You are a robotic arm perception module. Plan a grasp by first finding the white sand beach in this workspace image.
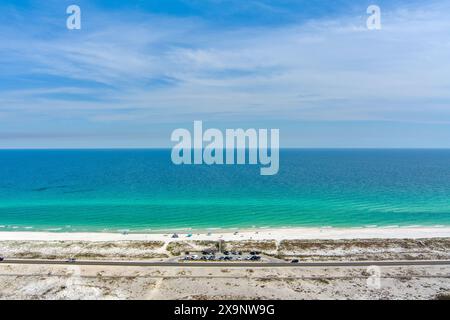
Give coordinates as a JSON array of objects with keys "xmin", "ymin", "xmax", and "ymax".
[{"xmin": 0, "ymin": 226, "xmax": 449, "ymax": 242}]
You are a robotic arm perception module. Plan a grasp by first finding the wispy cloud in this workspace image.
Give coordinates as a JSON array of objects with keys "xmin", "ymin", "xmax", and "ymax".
[{"xmin": 0, "ymin": 0, "xmax": 450, "ymax": 147}]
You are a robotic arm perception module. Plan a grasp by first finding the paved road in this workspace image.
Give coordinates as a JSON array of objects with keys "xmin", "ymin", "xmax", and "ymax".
[{"xmin": 1, "ymin": 259, "xmax": 450, "ymax": 268}]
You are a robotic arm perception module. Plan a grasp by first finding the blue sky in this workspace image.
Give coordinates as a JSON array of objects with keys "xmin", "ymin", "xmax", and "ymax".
[{"xmin": 1, "ymin": 0, "xmax": 450, "ymax": 148}]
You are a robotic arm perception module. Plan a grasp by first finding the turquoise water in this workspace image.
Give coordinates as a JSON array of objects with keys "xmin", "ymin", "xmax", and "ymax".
[{"xmin": 0, "ymin": 149, "xmax": 449, "ymax": 232}]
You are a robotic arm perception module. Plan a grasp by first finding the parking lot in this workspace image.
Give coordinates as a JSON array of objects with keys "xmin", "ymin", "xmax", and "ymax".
[{"xmin": 180, "ymin": 250, "xmax": 266, "ymax": 262}]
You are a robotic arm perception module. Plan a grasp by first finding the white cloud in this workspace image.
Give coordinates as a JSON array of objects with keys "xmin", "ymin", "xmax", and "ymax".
[{"xmin": 1, "ymin": 1, "xmax": 450, "ymax": 127}]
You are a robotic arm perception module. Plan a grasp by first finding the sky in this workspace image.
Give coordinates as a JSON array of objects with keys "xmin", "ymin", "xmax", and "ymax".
[{"xmin": 0, "ymin": 0, "xmax": 449, "ymax": 148}]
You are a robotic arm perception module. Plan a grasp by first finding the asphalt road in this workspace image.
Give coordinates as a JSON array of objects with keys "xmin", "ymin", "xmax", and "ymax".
[{"xmin": 1, "ymin": 259, "xmax": 450, "ymax": 268}]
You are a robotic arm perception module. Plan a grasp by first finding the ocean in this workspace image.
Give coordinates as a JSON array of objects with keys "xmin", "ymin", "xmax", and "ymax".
[{"xmin": 0, "ymin": 149, "xmax": 449, "ymax": 232}]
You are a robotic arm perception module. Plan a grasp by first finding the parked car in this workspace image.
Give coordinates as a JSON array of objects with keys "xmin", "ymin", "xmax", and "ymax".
[{"xmin": 0, "ymin": 256, "xmax": 4, "ymax": 262}]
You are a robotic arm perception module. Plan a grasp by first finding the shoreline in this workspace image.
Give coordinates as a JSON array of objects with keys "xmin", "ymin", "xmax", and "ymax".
[{"xmin": 0, "ymin": 226, "xmax": 449, "ymax": 242}]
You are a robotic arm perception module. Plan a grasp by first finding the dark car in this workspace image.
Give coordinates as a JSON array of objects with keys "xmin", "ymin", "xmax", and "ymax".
[
  {"xmin": 0, "ymin": 256, "xmax": 4, "ymax": 262},
  {"xmin": 291, "ymin": 259, "xmax": 299, "ymax": 263}
]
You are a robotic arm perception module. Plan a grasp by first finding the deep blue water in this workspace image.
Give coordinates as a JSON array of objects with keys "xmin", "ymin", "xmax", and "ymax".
[{"xmin": 0, "ymin": 149, "xmax": 449, "ymax": 232}]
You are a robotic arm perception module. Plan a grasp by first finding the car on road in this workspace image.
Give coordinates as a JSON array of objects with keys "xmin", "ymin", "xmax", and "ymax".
[
  {"xmin": 66, "ymin": 258, "xmax": 76, "ymax": 263},
  {"xmin": 185, "ymin": 255, "xmax": 199, "ymax": 260},
  {"xmin": 291, "ymin": 259, "xmax": 299, "ymax": 263},
  {"xmin": 0, "ymin": 256, "xmax": 4, "ymax": 262},
  {"xmin": 246, "ymin": 255, "xmax": 261, "ymax": 261}
]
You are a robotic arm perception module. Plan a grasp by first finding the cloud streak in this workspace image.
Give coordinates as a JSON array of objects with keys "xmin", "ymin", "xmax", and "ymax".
[{"xmin": 0, "ymin": 0, "xmax": 450, "ymax": 147}]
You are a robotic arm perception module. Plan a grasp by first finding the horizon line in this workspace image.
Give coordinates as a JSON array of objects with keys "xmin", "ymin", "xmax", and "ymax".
[{"xmin": 1, "ymin": 147, "xmax": 450, "ymax": 151}]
